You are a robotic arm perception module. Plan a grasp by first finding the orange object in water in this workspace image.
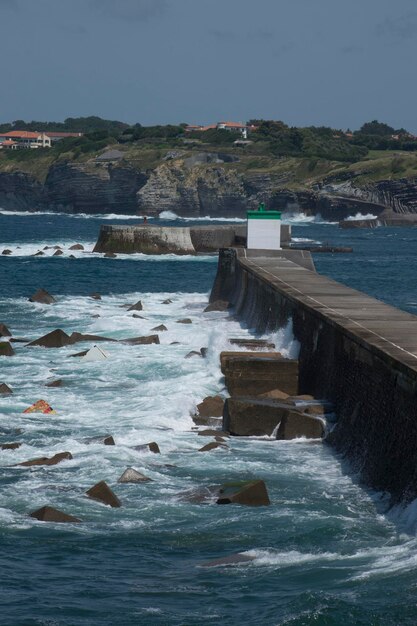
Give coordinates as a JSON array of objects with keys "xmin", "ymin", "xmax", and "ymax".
[{"xmin": 23, "ymin": 400, "xmax": 56, "ymax": 414}]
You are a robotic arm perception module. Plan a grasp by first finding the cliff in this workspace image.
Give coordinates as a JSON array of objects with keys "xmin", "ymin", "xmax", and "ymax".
[{"xmin": 1, "ymin": 146, "xmax": 417, "ymax": 218}]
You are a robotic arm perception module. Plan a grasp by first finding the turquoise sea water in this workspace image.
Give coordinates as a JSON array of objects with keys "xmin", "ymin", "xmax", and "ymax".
[{"xmin": 2, "ymin": 212, "xmax": 417, "ymax": 625}]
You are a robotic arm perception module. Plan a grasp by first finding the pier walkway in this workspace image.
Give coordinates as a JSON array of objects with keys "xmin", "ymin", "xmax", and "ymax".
[{"xmin": 241, "ymin": 251, "xmax": 417, "ymax": 375}]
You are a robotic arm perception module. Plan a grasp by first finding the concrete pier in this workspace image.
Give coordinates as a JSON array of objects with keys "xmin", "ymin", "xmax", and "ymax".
[
  {"xmin": 211, "ymin": 248, "xmax": 417, "ymax": 503},
  {"xmin": 93, "ymin": 223, "xmax": 292, "ymax": 255}
]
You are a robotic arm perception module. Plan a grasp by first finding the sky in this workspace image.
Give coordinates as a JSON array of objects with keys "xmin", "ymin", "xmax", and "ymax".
[{"xmin": 0, "ymin": 0, "xmax": 417, "ymax": 132}]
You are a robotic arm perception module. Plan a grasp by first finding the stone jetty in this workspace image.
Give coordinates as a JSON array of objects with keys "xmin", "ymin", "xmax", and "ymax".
[
  {"xmin": 210, "ymin": 247, "xmax": 417, "ymax": 504},
  {"xmin": 93, "ymin": 223, "xmax": 292, "ymax": 255}
]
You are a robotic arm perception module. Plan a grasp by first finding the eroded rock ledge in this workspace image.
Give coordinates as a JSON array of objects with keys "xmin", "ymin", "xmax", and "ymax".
[{"xmin": 2, "ymin": 156, "xmax": 416, "ymax": 218}]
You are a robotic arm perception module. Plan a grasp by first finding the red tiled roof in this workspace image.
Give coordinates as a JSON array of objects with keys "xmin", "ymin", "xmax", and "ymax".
[
  {"xmin": 2, "ymin": 130, "xmax": 41, "ymax": 139},
  {"xmin": 218, "ymin": 121, "xmax": 246, "ymax": 128},
  {"xmin": 1, "ymin": 139, "xmax": 17, "ymax": 145}
]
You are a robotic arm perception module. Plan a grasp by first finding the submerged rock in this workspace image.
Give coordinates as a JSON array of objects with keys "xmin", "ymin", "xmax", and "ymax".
[
  {"xmin": 117, "ymin": 468, "xmax": 152, "ymax": 483},
  {"xmin": 198, "ymin": 441, "xmax": 228, "ymax": 452},
  {"xmin": 177, "ymin": 485, "xmax": 219, "ymax": 504},
  {"xmin": 84, "ymin": 434, "xmax": 115, "ymax": 445},
  {"xmin": 2, "ymin": 249, "xmax": 12, "ymax": 255},
  {"xmin": 127, "ymin": 300, "xmax": 143, "ymax": 311},
  {"xmin": 162, "ymin": 299, "xmax": 172, "ymax": 304},
  {"xmin": 17, "ymin": 451, "xmax": 73, "ymax": 467},
  {"xmin": 185, "ymin": 351, "xmax": 201, "ymax": 359},
  {"xmin": 120, "ymin": 335, "xmax": 160, "ymax": 345},
  {"xmin": 68, "ymin": 349, "xmax": 89, "ymax": 358},
  {"xmin": 29, "ymin": 288, "xmax": 56, "ymax": 304},
  {"xmin": 151, "ymin": 324, "xmax": 167, "ymax": 332},
  {"xmin": 0, "ymin": 342, "xmax": 14, "ymax": 357},
  {"xmin": 1, "ymin": 442, "xmax": 21, "ymax": 450},
  {"xmin": 217, "ymin": 480, "xmax": 270, "ymax": 506},
  {"xmin": 0, "ymin": 323, "xmax": 11, "ymax": 337},
  {"xmin": 30, "ymin": 506, "xmax": 81, "ymax": 523},
  {"xmin": 70, "ymin": 332, "xmax": 116, "ymax": 343},
  {"xmin": 176, "ymin": 318, "xmax": 192, "ymax": 324},
  {"xmin": 27, "ymin": 329, "xmax": 73, "ymax": 348},
  {"xmin": 0, "ymin": 383, "xmax": 13, "ymax": 394},
  {"xmin": 134, "ymin": 442, "xmax": 160, "ymax": 454},
  {"xmin": 89, "ymin": 292, "xmax": 101, "ymax": 300},
  {"xmin": 53, "ymin": 249, "xmax": 64, "ymax": 256},
  {"xmin": 86, "ymin": 481, "xmax": 121, "ymax": 508},
  {"xmin": 45, "ymin": 379, "xmax": 64, "ymax": 388},
  {"xmin": 104, "ymin": 252, "xmax": 117, "ymax": 258},
  {"xmin": 197, "ymin": 429, "xmax": 229, "ymax": 437},
  {"xmin": 69, "ymin": 244, "xmax": 84, "ymax": 250}
]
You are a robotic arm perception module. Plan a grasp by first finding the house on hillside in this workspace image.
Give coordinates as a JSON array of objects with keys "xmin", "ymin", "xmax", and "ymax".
[
  {"xmin": 185, "ymin": 121, "xmax": 251, "ymax": 138},
  {"xmin": 0, "ymin": 139, "xmax": 18, "ymax": 150},
  {"xmin": 0, "ymin": 131, "xmax": 52, "ymax": 148}
]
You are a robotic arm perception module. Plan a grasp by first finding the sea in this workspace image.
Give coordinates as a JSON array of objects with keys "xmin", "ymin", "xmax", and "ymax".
[{"xmin": 2, "ymin": 209, "xmax": 417, "ymax": 626}]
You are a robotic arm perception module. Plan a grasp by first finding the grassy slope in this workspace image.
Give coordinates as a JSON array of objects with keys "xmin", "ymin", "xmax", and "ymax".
[{"xmin": 1, "ymin": 141, "xmax": 417, "ymax": 189}]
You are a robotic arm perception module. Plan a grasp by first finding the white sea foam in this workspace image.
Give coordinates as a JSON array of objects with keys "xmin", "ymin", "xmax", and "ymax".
[
  {"xmin": 0, "ymin": 208, "xmax": 154, "ymax": 220},
  {"xmin": 0, "ymin": 241, "xmax": 216, "ymax": 262},
  {"xmin": 158, "ymin": 210, "xmax": 245, "ymax": 222},
  {"xmin": 281, "ymin": 212, "xmax": 338, "ymax": 225},
  {"xmin": 3, "ymin": 281, "xmax": 417, "ymax": 609},
  {"xmin": 270, "ymin": 319, "xmax": 300, "ymax": 359},
  {"xmin": 344, "ymin": 212, "xmax": 378, "ymax": 221}
]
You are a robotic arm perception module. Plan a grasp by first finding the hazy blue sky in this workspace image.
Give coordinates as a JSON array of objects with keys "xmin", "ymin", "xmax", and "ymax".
[{"xmin": 1, "ymin": 0, "xmax": 416, "ymax": 131}]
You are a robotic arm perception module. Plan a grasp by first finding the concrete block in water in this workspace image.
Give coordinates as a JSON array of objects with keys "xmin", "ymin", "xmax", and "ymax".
[
  {"xmin": 86, "ymin": 481, "xmax": 121, "ymax": 508},
  {"xmin": 30, "ymin": 506, "xmax": 81, "ymax": 523},
  {"xmin": 217, "ymin": 480, "xmax": 270, "ymax": 506},
  {"xmin": 277, "ymin": 411, "xmax": 324, "ymax": 440},
  {"xmin": 224, "ymin": 397, "xmax": 294, "ymax": 436},
  {"xmin": 0, "ymin": 342, "xmax": 14, "ymax": 357},
  {"xmin": 221, "ymin": 352, "xmax": 298, "ymax": 396},
  {"xmin": 224, "ymin": 397, "xmax": 324, "ymax": 439}
]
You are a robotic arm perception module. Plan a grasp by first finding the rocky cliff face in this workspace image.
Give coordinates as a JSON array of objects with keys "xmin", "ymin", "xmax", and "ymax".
[
  {"xmin": 1, "ymin": 153, "xmax": 417, "ymax": 218},
  {"xmin": 0, "ymin": 171, "xmax": 45, "ymax": 212},
  {"xmin": 45, "ymin": 162, "xmax": 147, "ymax": 214}
]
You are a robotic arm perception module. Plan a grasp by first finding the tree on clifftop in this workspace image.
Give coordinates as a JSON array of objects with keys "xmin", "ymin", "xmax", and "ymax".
[{"xmin": 359, "ymin": 120, "xmax": 396, "ymax": 136}]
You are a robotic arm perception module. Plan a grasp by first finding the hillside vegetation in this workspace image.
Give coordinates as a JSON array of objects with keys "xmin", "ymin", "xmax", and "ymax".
[{"xmin": 1, "ymin": 117, "xmax": 417, "ymax": 187}]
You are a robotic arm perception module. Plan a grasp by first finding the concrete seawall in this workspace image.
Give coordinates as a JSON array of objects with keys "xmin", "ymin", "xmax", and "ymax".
[
  {"xmin": 93, "ymin": 224, "xmax": 291, "ymax": 255},
  {"xmin": 211, "ymin": 248, "xmax": 417, "ymax": 504}
]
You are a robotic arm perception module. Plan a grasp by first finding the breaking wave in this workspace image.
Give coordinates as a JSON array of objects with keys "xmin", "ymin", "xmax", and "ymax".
[
  {"xmin": 0, "ymin": 208, "xmax": 153, "ymax": 220},
  {"xmin": 281, "ymin": 212, "xmax": 338, "ymax": 225},
  {"xmin": 344, "ymin": 212, "xmax": 378, "ymax": 221},
  {"xmin": 158, "ymin": 210, "xmax": 245, "ymax": 222}
]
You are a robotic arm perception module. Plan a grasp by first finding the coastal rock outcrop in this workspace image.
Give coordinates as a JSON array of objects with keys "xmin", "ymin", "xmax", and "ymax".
[
  {"xmin": 44, "ymin": 161, "xmax": 147, "ymax": 214},
  {"xmin": 3, "ymin": 152, "xmax": 416, "ymax": 219}
]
